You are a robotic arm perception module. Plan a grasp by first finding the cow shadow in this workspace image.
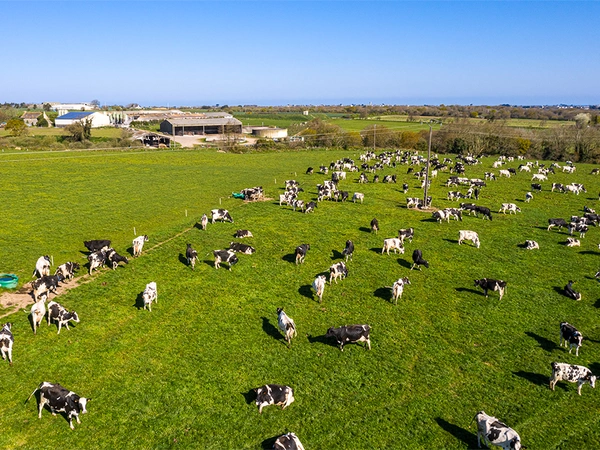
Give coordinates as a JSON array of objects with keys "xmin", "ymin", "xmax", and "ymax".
[
  {"xmin": 579, "ymin": 251, "xmax": 599, "ymax": 255},
  {"xmin": 261, "ymin": 436, "xmax": 280, "ymax": 449},
  {"xmin": 358, "ymin": 226, "xmax": 372, "ymax": 233},
  {"xmin": 298, "ymin": 285, "xmax": 314, "ymax": 300},
  {"xmin": 589, "ymin": 362, "xmax": 600, "ymax": 374},
  {"xmin": 307, "ymin": 334, "xmax": 338, "ymax": 349},
  {"xmin": 178, "ymin": 253, "xmax": 188, "ymax": 267},
  {"xmin": 594, "ymin": 298, "xmax": 600, "ymax": 308},
  {"xmin": 331, "ymin": 249, "xmax": 344, "ymax": 260},
  {"xmin": 525, "ymin": 331, "xmax": 557, "ymax": 352},
  {"xmin": 203, "ymin": 260, "xmax": 215, "ymax": 269},
  {"xmin": 398, "ymin": 259, "xmax": 412, "ymax": 269},
  {"xmin": 261, "ymin": 317, "xmax": 284, "ymax": 344},
  {"xmin": 512, "ymin": 370, "xmax": 555, "ymax": 388},
  {"xmin": 455, "ymin": 287, "xmax": 483, "ymax": 296},
  {"xmin": 443, "ymin": 238, "xmax": 458, "ymax": 244},
  {"xmin": 241, "ymin": 388, "xmax": 257, "ymax": 405},
  {"xmin": 126, "ymin": 246, "xmax": 134, "ymax": 257},
  {"xmin": 193, "ymin": 222, "xmax": 206, "ymax": 231},
  {"xmin": 370, "ymin": 247, "xmax": 383, "ymax": 254},
  {"xmin": 374, "ymin": 287, "xmax": 392, "ymax": 302},
  {"xmin": 282, "ymin": 253, "xmax": 296, "ymax": 264},
  {"xmin": 133, "ymin": 292, "xmax": 145, "ymax": 309},
  {"xmin": 434, "ymin": 418, "xmax": 478, "ymax": 448}
]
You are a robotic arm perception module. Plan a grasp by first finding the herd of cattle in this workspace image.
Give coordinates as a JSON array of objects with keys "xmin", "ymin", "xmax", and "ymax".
[{"xmin": 2, "ymin": 149, "xmax": 599, "ymax": 448}]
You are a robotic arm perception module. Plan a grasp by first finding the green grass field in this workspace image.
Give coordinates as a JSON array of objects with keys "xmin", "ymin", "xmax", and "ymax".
[
  {"xmin": 0, "ymin": 127, "xmax": 123, "ymax": 139},
  {"xmin": 1, "ymin": 148, "xmax": 599, "ymax": 449}
]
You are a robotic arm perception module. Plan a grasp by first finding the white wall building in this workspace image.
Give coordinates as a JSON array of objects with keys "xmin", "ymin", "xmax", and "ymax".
[{"xmin": 55, "ymin": 111, "xmax": 111, "ymax": 128}]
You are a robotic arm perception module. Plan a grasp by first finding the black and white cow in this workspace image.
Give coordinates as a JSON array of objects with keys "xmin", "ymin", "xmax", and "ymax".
[
  {"xmin": 213, "ymin": 250, "xmax": 238, "ymax": 270},
  {"xmin": 326, "ymin": 324, "xmax": 371, "ymax": 351},
  {"xmin": 382, "ymin": 238, "xmax": 404, "ymax": 255},
  {"xmin": 370, "ymin": 218, "xmax": 379, "ymax": 234},
  {"xmin": 0, "ymin": 323, "xmax": 13, "ymax": 365},
  {"xmin": 559, "ymin": 322, "xmax": 583, "ymax": 356},
  {"xmin": 499, "ymin": 203, "xmax": 521, "ymax": 214},
  {"xmin": 30, "ymin": 296, "xmax": 47, "ymax": 335},
  {"xmin": 402, "ymin": 183, "xmax": 409, "ymax": 193},
  {"xmin": 474, "ymin": 411, "xmax": 523, "ymax": 450},
  {"xmin": 229, "ymin": 242, "xmax": 256, "ymax": 255},
  {"xmin": 31, "ymin": 274, "xmax": 62, "ymax": 300},
  {"xmin": 548, "ymin": 218, "xmax": 568, "ymax": 231},
  {"xmin": 83, "ymin": 240, "xmax": 111, "ymax": 252},
  {"xmin": 564, "ymin": 280, "xmax": 581, "ymax": 300},
  {"xmin": 277, "ymin": 308, "xmax": 297, "ymax": 347},
  {"xmin": 550, "ymin": 362, "xmax": 596, "ymax": 395},
  {"xmin": 566, "ymin": 238, "xmax": 580, "ymax": 247},
  {"xmin": 341, "ymin": 240, "xmax": 354, "ymax": 261},
  {"xmin": 411, "ymin": 249, "xmax": 429, "ymax": 270},
  {"xmin": 200, "ymin": 213, "xmax": 208, "ymax": 230},
  {"xmin": 55, "ymin": 262, "xmax": 80, "ymax": 280},
  {"xmin": 458, "ymin": 230, "xmax": 480, "ymax": 248},
  {"xmin": 525, "ymin": 192, "xmax": 533, "ymax": 202},
  {"xmin": 211, "ymin": 209, "xmax": 233, "ymax": 224},
  {"xmin": 531, "ymin": 183, "xmax": 542, "ymax": 192},
  {"xmin": 474, "ymin": 205, "xmax": 493, "ymax": 220},
  {"xmin": 291, "ymin": 199, "xmax": 305, "ymax": 212},
  {"xmin": 273, "ymin": 432, "xmax": 306, "ymax": 450},
  {"xmin": 525, "ymin": 240, "xmax": 539, "ymax": 250},
  {"xmin": 255, "ymin": 384, "xmax": 295, "ymax": 414},
  {"xmin": 474, "ymin": 278, "xmax": 506, "ymax": 300},
  {"xmin": 186, "ymin": 243, "xmax": 198, "ymax": 269},
  {"xmin": 568, "ymin": 223, "xmax": 588, "ymax": 238},
  {"xmin": 294, "ymin": 244, "xmax": 310, "ymax": 265},
  {"xmin": 334, "ymin": 190, "xmax": 349, "ymax": 202},
  {"xmin": 27, "ymin": 381, "xmax": 90, "ymax": 429},
  {"xmin": 234, "ymin": 229, "xmax": 253, "ymax": 238},
  {"xmin": 106, "ymin": 248, "xmax": 128, "ymax": 270},
  {"xmin": 551, "ymin": 182, "xmax": 565, "ymax": 193},
  {"xmin": 142, "ymin": 282, "xmax": 158, "ymax": 311},
  {"xmin": 398, "ymin": 228, "xmax": 414, "ymax": 244},
  {"xmin": 47, "ymin": 301, "xmax": 80, "ymax": 334},
  {"xmin": 33, "ymin": 255, "xmax": 51, "ymax": 278},
  {"xmin": 87, "ymin": 249, "xmax": 107, "ymax": 275},
  {"xmin": 304, "ymin": 201, "xmax": 317, "ymax": 213},
  {"xmin": 132, "ymin": 235, "xmax": 148, "ymax": 257},
  {"xmin": 329, "ymin": 261, "xmax": 348, "ymax": 284},
  {"xmin": 306, "ymin": 167, "xmax": 313, "ymax": 175},
  {"xmin": 312, "ymin": 275, "xmax": 326, "ymax": 303},
  {"xmin": 352, "ymin": 192, "xmax": 364, "ymax": 203},
  {"xmin": 391, "ymin": 277, "xmax": 410, "ymax": 305}
]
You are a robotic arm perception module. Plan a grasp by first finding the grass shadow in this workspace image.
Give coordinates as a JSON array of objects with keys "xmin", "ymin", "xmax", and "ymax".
[
  {"xmin": 398, "ymin": 259, "xmax": 412, "ymax": 269},
  {"xmin": 513, "ymin": 370, "xmax": 554, "ymax": 388},
  {"xmin": 282, "ymin": 253, "xmax": 296, "ymax": 264},
  {"xmin": 241, "ymin": 388, "xmax": 256, "ymax": 405},
  {"xmin": 434, "ymin": 418, "xmax": 478, "ymax": 448},
  {"xmin": 525, "ymin": 331, "xmax": 557, "ymax": 352},
  {"xmin": 262, "ymin": 317, "xmax": 283, "ymax": 343},
  {"xmin": 298, "ymin": 285, "xmax": 314, "ymax": 301},
  {"xmin": 374, "ymin": 287, "xmax": 392, "ymax": 302},
  {"xmin": 331, "ymin": 249, "xmax": 344, "ymax": 260},
  {"xmin": 358, "ymin": 226, "xmax": 371, "ymax": 233}
]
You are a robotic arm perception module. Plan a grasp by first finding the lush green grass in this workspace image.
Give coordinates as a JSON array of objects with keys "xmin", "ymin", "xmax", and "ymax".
[
  {"xmin": 0, "ymin": 127, "xmax": 123, "ymax": 139},
  {"xmin": 1, "ymin": 148, "xmax": 600, "ymax": 449}
]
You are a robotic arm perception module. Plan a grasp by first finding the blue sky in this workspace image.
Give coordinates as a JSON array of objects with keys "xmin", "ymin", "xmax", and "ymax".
[{"xmin": 2, "ymin": 1, "xmax": 599, "ymax": 106}]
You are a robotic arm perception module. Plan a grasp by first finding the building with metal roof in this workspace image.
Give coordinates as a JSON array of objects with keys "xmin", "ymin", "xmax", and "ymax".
[
  {"xmin": 55, "ymin": 111, "xmax": 112, "ymax": 128},
  {"xmin": 159, "ymin": 117, "xmax": 242, "ymax": 136}
]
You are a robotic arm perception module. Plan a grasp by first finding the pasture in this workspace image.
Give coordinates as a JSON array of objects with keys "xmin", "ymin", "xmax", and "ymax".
[{"xmin": 0, "ymin": 148, "xmax": 599, "ymax": 449}]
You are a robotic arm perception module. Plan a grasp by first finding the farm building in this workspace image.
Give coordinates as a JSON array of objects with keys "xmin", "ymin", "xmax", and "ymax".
[
  {"xmin": 21, "ymin": 112, "xmax": 40, "ymax": 126},
  {"xmin": 130, "ymin": 130, "xmax": 171, "ymax": 148},
  {"xmin": 160, "ymin": 117, "xmax": 242, "ymax": 136},
  {"xmin": 250, "ymin": 127, "xmax": 288, "ymax": 139},
  {"xmin": 54, "ymin": 111, "xmax": 111, "ymax": 128},
  {"xmin": 51, "ymin": 102, "xmax": 96, "ymax": 111}
]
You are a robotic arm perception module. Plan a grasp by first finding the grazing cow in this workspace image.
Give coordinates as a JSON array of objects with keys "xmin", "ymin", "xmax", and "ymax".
[
  {"xmin": 87, "ymin": 249, "xmax": 107, "ymax": 275},
  {"xmin": 591, "ymin": 168, "xmax": 600, "ymax": 175},
  {"xmin": 31, "ymin": 274, "xmax": 62, "ymax": 300},
  {"xmin": 341, "ymin": 240, "xmax": 354, "ymax": 261},
  {"xmin": 551, "ymin": 182, "xmax": 565, "ymax": 193},
  {"xmin": 432, "ymin": 210, "xmax": 450, "ymax": 223},
  {"xmin": 279, "ymin": 193, "xmax": 293, "ymax": 206},
  {"xmin": 312, "ymin": 275, "xmax": 326, "ymax": 303},
  {"xmin": 564, "ymin": 280, "xmax": 581, "ymax": 300},
  {"xmin": 106, "ymin": 248, "xmax": 128, "ymax": 270},
  {"xmin": 186, "ymin": 243, "xmax": 198, "ymax": 269},
  {"xmin": 0, "ymin": 323, "xmax": 13, "ymax": 365},
  {"xmin": 33, "ymin": 255, "xmax": 51, "ymax": 278},
  {"xmin": 402, "ymin": 183, "xmax": 409, "ymax": 193},
  {"xmin": 211, "ymin": 208, "xmax": 233, "ymax": 224},
  {"xmin": 200, "ymin": 213, "xmax": 208, "ymax": 230},
  {"xmin": 519, "ymin": 164, "xmax": 531, "ymax": 172},
  {"xmin": 358, "ymin": 173, "xmax": 368, "ymax": 183},
  {"xmin": 142, "ymin": 282, "xmax": 158, "ymax": 311},
  {"xmin": 306, "ymin": 167, "xmax": 313, "ymax": 175},
  {"xmin": 391, "ymin": 277, "xmax": 410, "ymax": 305},
  {"xmin": 411, "ymin": 249, "xmax": 429, "ymax": 270},
  {"xmin": 47, "ymin": 301, "xmax": 79, "ymax": 334},
  {"xmin": 474, "ymin": 205, "xmax": 493, "ymax": 220},
  {"xmin": 132, "ymin": 235, "xmax": 148, "ymax": 257},
  {"xmin": 547, "ymin": 218, "xmax": 568, "ymax": 231},
  {"xmin": 291, "ymin": 199, "xmax": 305, "ymax": 212},
  {"xmin": 229, "ymin": 242, "xmax": 256, "ymax": 255},
  {"xmin": 326, "ymin": 324, "xmax": 371, "ymax": 351},
  {"xmin": 550, "ymin": 362, "xmax": 596, "ymax": 395},
  {"xmin": 484, "ymin": 172, "xmax": 496, "ymax": 180},
  {"xmin": 352, "ymin": 192, "xmax": 364, "ymax": 203},
  {"xmin": 213, "ymin": 250, "xmax": 238, "ymax": 270},
  {"xmin": 55, "ymin": 262, "xmax": 80, "ymax": 280},
  {"xmin": 531, "ymin": 183, "xmax": 542, "ymax": 192},
  {"xmin": 460, "ymin": 203, "xmax": 478, "ymax": 216},
  {"xmin": 334, "ymin": 190, "xmax": 349, "ymax": 202},
  {"xmin": 474, "ymin": 278, "xmax": 506, "ymax": 300},
  {"xmin": 499, "ymin": 203, "xmax": 521, "ymax": 214},
  {"xmin": 274, "ymin": 432, "xmax": 306, "ymax": 450},
  {"xmin": 568, "ymin": 223, "xmax": 588, "ymax": 238},
  {"xmin": 566, "ymin": 238, "xmax": 580, "ymax": 247},
  {"xmin": 294, "ymin": 244, "xmax": 310, "ymax": 265},
  {"xmin": 525, "ymin": 240, "xmax": 539, "ymax": 250},
  {"xmin": 474, "ymin": 411, "xmax": 523, "ymax": 450},
  {"xmin": 83, "ymin": 240, "xmax": 111, "ymax": 252},
  {"xmin": 559, "ymin": 322, "xmax": 583, "ymax": 356},
  {"xmin": 234, "ymin": 229, "xmax": 253, "ymax": 238},
  {"xmin": 370, "ymin": 218, "xmax": 379, "ymax": 234},
  {"xmin": 255, "ymin": 384, "xmax": 295, "ymax": 414},
  {"xmin": 304, "ymin": 201, "xmax": 316, "ymax": 213},
  {"xmin": 277, "ymin": 308, "xmax": 297, "ymax": 347},
  {"xmin": 30, "ymin": 296, "xmax": 47, "ymax": 335},
  {"xmin": 398, "ymin": 228, "xmax": 414, "ymax": 244},
  {"xmin": 26, "ymin": 381, "xmax": 90, "ymax": 430},
  {"xmin": 499, "ymin": 169, "xmax": 511, "ymax": 178},
  {"xmin": 319, "ymin": 165, "xmax": 328, "ymax": 174},
  {"xmin": 525, "ymin": 192, "xmax": 533, "ymax": 202},
  {"xmin": 373, "ymin": 175, "xmax": 380, "ymax": 183},
  {"xmin": 532, "ymin": 173, "xmax": 547, "ymax": 182},
  {"xmin": 329, "ymin": 261, "xmax": 348, "ymax": 284},
  {"xmin": 458, "ymin": 230, "xmax": 480, "ymax": 248},
  {"xmin": 382, "ymin": 238, "xmax": 404, "ymax": 255}
]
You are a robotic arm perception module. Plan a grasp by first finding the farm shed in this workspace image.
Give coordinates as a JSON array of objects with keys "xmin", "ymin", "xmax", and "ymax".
[
  {"xmin": 55, "ymin": 111, "xmax": 111, "ymax": 128},
  {"xmin": 251, "ymin": 127, "xmax": 288, "ymax": 139},
  {"xmin": 160, "ymin": 117, "xmax": 243, "ymax": 136},
  {"xmin": 21, "ymin": 112, "xmax": 40, "ymax": 126},
  {"xmin": 131, "ymin": 131, "xmax": 171, "ymax": 148}
]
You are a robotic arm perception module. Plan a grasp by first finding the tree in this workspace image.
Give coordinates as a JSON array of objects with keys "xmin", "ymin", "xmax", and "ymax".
[
  {"xmin": 65, "ymin": 119, "xmax": 92, "ymax": 142},
  {"xmin": 90, "ymin": 99, "xmax": 101, "ymax": 108},
  {"xmin": 43, "ymin": 103, "xmax": 52, "ymax": 111},
  {"xmin": 574, "ymin": 113, "xmax": 591, "ymax": 129},
  {"xmin": 5, "ymin": 118, "xmax": 27, "ymax": 136}
]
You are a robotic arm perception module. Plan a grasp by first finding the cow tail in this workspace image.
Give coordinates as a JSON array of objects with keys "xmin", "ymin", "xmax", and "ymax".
[{"xmin": 25, "ymin": 385, "xmax": 40, "ymax": 404}]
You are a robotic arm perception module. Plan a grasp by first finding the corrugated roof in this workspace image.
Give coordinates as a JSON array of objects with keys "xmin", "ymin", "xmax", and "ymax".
[
  {"xmin": 56, "ymin": 112, "xmax": 94, "ymax": 120},
  {"xmin": 163, "ymin": 117, "xmax": 242, "ymax": 126}
]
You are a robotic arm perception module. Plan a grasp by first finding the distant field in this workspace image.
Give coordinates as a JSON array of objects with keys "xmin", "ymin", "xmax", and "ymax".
[
  {"xmin": 372, "ymin": 115, "xmax": 574, "ymax": 129},
  {"xmin": 0, "ymin": 127, "xmax": 123, "ymax": 139},
  {"xmin": 1, "ymin": 148, "xmax": 600, "ymax": 449}
]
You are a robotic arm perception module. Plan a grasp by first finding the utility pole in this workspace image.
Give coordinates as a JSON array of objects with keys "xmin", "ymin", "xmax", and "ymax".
[
  {"xmin": 423, "ymin": 120, "xmax": 440, "ymax": 209},
  {"xmin": 373, "ymin": 124, "xmax": 376, "ymax": 152}
]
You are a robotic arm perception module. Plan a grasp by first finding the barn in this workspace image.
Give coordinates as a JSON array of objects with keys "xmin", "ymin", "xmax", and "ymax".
[
  {"xmin": 159, "ymin": 117, "xmax": 243, "ymax": 136},
  {"xmin": 54, "ymin": 111, "xmax": 111, "ymax": 128}
]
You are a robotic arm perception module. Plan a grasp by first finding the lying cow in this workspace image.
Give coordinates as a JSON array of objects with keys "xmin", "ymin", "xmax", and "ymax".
[
  {"xmin": 55, "ymin": 262, "xmax": 80, "ymax": 280},
  {"xmin": 277, "ymin": 308, "xmax": 297, "ymax": 347},
  {"xmin": 566, "ymin": 238, "xmax": 580, "ymax": 247},
  {"xmin": 391, "ymin": 277, "xmax": 410, "ymax": 305},
  {"xmin": 550, "ymin": 362, "xmax": 596, "ymax": 395},
  {"xmin": 33, "ymin": 255, "xmax": 51, "ymax": 278},
  {"xmin": 326, "ymin": 324, "xmax": 371, "ymax": 351},
  {"xmin": 312, "ymin": 275, "xmax": 326, "ymax": 303},
  {"xmin": 329, "ymin": 261, "xmax": 348, "ymax": 284},
  {"xmin": 382, "ymin": 238, "xmax": 404, "ymax": 255},
  {"xmin": 26, "ymin": 381, "xmax": 90, "ymax": 429},
  {"xmin": 31, "ymin": 274, "xmax": 62, "ymax": 300},
  {"xmin": 213, "ymin": 250, "xmax": 238, "ymax": 270},
  {"xmin": 186, "ymin": 243, "xmax": 198, "ymax": 270},
  {"xmin": 560, "ymin": 322, "xmax": 583, "ymax": 356},
  {"xmin": 211, "ymin": 208, "xmax": 233, "ymax": 223},
  {"xmin": 255, "ymin": 384, "xmax": 295, "ymax": 414},
  {"xmin": 47, "ymin": 301, "xmax": 80, "ymax": 334},
  {"xmin": 524, "ymin": 240, "xmax": 539, "ymax": 250},
  {"xmin": 234, "ymin": 229, "xmax": 253, "ymax": 238},
  {"xmin": 564, "ymin": 280, "xmax": 581, "ymax": 300},
  {"xmin": 132, "ymin": 235, "xmax": 148, "ymax": 257},
  {"xmin": 142, "ymin": 282, "xmax": 158, "ymax": 311},
  {"xmin": 458, "ymin": 230, "xmax": 480, "ymax": 248},
  {"xmin": 474, "ymin": 411, "xmax": 523, "ymax": 450},
  {"xmin": 341, "ymin": 240, "xmax": 354, "ymax": 261},
  {"xmin": 499, "ymin": 203, "xmax": 521, "ymax": 214},
  {"xmin": 229, "ymin": 242, "xmax": 255, "ymax": 255},
  {"xmin": 474, "ymin": 278, "xmax": 506, "ymax": 300},
  {"xmin": 0, "ymin": 323, "xmax": 13, "ymax": 365},
  {"xmin": 84, "ymin": 239, "xmax": 110, "ymax": 252},
  {"xmin": 274, "ymin": 432, "xmax": 306, "ymax": 450}
]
